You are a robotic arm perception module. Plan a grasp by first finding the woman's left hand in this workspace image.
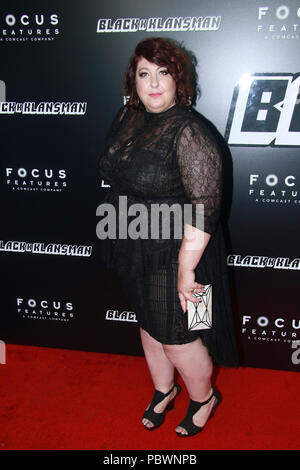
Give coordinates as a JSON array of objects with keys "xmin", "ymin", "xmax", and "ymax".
[{"xmin": 177, "ymin": 268, "xmax": 205, "ymax": 313}]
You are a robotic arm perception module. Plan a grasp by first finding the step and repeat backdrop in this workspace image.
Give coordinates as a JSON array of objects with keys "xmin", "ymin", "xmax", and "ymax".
[{"xmin": 0, "ymin": 0, "xmax": 299, "ymax": 371}]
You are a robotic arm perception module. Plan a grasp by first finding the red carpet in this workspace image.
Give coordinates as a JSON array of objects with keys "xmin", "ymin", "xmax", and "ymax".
[{"xmin": 0, "ymin": 344, "xmax": 299, "ymax": 450}]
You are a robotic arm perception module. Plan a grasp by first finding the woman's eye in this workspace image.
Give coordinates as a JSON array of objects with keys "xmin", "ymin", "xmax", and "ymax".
[
  {"xmin": 160, "ymin": 69, "xmax": 169, "ymax": 75},
  {"xmin": 138, "ymin": 72, "xmax": 148, "ymax": 78}
]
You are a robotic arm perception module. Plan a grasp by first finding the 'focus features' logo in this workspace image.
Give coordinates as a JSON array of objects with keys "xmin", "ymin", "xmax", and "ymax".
[
  {"xmin": 257, "ymin": 5, "xmax": 300, "ymax": 40},
  {"xmin": 17, "ymin": 297, "xmax": 75, "ymax": 322},
  {"xmin": 0, "ymin": 13, "xmax": 59, "ymax": 42},
  {"xmin": 5, "ymin": 167, "xmax": 67, "ymax": 192},
  {"xmin": 248, "ymin": 173, "xmax": 300, "ymax": 205}
]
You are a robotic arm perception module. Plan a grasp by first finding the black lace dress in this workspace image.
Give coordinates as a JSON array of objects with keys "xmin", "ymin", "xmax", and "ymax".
[{"xmin": 98, "ymin": 104, "xmax": 239, "ymax": 367}]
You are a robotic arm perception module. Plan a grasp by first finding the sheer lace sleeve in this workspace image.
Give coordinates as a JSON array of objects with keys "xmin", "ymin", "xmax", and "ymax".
[{"xmin": 176, "ymin": 120, "xmax": 222, "ymax": 235}]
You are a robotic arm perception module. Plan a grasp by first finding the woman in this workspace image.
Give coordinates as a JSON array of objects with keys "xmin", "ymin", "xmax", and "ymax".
[{"xmin": 98, "ymin": 37, "xmax": 239, "ymax": 437}]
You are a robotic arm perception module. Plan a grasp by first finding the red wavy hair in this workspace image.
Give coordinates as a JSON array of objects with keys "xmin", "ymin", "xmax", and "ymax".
[{"xmin": 124, "ymin": 37, "xmax": 195, "ymax": 110}]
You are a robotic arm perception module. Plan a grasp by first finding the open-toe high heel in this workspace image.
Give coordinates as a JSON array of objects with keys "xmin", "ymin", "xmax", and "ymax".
[
  {"xmin": 142, "ymin": 383, "xmax": 181, "ymax": 430},
  {"xmin": 176, "ymin": 387, "xmax": 221, "ymax": 437}
]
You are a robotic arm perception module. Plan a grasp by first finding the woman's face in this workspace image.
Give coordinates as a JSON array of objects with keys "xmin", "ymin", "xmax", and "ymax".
[{"xmin": 135, "ymin": 57, "xmax": 176, "ymax": 113}]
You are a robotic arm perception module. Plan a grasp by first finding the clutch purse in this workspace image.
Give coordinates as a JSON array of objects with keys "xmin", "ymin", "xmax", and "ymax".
[{"xmin": 187, "ymin": 284, "xmax": 212, "ymax": 331}]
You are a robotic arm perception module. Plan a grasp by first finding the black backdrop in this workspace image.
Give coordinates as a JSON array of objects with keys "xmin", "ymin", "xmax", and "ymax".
[{"xmin": 1, "ymin": 0, "xmax": 299, "ymax": 371}]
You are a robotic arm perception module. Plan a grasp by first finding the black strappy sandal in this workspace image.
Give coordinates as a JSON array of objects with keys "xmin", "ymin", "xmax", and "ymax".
[
  {"xmin": 142, "ymin": 383, "xmax": 181, "ymax": 430},
  {"xmin": 176, "ymin": 387, "xmax": 221, "ymax": 437}
]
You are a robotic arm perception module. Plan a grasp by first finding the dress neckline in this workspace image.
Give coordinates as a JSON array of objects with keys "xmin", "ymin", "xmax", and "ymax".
[{"xmin": 144, "ymin": 103, "xmax": 180, "ymax": 120}]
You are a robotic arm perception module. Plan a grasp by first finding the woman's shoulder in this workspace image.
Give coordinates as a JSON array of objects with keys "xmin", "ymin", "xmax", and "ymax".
[
  {"xmin": 175, "ymin": 107, "xmax": 211, "ymax": 137},
  {"xmin": 178, "ymin": 106, "xmax": 212, "ymax": 128},
  {"xmin": 176, "ymin": 106, "xmax": 223, "ymax": 144}
]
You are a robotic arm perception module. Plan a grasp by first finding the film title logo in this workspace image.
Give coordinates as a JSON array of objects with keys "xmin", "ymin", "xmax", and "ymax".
[
  {"xmin": 0, "ymin": 240, "xmax": 92, "ymax": 257},
  {"xmin": 96, "ymin": 16, "xmax": 221, "ymax": 33},
  {"xmin": 228, "ymin": 253, "xmax": 300, "ymax": 270},
  {"xmin": 106, "ymin": 309, "xmax": 137, "ymax": 322},
  {"xmin": 225, "ymin": 73, "xmax": 300, "ymax": 146},
  {"xmin": 0, "ymin": 80, "xmax": 87, "ymax": 115}
]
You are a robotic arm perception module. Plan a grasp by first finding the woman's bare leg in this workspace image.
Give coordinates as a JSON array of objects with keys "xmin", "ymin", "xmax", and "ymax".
[
  {"xmin": 140, "ymin": 328, "xmax": 177, "ymax": 429},
  {"xmin": 140, "ymin": 327, "xmax": 216, "ymax": 434},
  {"xmin": 162, "ymin": 338, "xmax": 215, "ymax": 435}
]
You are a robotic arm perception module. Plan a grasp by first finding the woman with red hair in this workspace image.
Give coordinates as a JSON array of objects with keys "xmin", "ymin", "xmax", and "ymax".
[{"xmin": 99, "ymin": 37, "xmax": 238, "ymax": 437}]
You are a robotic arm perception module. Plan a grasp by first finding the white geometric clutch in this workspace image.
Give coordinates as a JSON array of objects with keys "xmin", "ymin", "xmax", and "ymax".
[{"xmin": 187, "ymin": 284, "xmax": 212, "ymax": 331}]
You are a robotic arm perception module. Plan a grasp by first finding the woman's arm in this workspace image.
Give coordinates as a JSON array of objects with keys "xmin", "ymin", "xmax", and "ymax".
[
  {"xmin": 177, "ymin": 226, "xmax": 210, "ymax": 312},
  {"xmin": 176, "ymin": 119, "xmax": 222, "ymax": 312}
]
